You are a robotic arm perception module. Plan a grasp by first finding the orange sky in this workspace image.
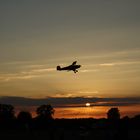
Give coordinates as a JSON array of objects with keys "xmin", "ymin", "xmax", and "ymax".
[
  {"xmin": 0, "ymin": 1, "xmax": 140, "ymax": 98},
  {"xmin": 15, "ymin": 104, "xmax": 140, "ymax": 119}
]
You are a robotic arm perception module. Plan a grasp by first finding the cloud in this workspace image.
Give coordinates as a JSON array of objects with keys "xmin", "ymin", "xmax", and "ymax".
[
  {"xmin": 31, "ymin": 68, "xmax": 56, "ymax": 72},
  {"xmin": 0, "ymin": 73, "xmax": 39, "ymax": 82},
  {"xmin": 81, "ymin": 60, "xmax": 140, "ymax": 73},
  {"xmin": 99, "ymin": 63, "xmax": 116, "ymax": 66},
  {"xmin": 78, "ymin": 91, "xmax": 99, "ymax": 94},
  {"xmin": 99, "ymin": 61, "xmax": 140, "ymax": 67},
  {"xmin": 0, "ymin": 67, "xmax": 56, "ymax": 82},
  {"xmin": 0, "ymin": 96, "xmax": 139, "ymax": 107},
  {"xmin": 0, "ymin": 74, "xmax": 39, "ymax": 82},
  {"xmin": 83, "ymin": 60, "xmax": 140, "ymax": 68},
  {"xmin": 80, "ymin": 69, "xmax": 99, "ymax": 73}
]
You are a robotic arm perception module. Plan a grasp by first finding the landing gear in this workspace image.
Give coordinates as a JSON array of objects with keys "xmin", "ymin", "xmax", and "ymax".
[{"xmin": 74, "ymin": 70, "xmax": 78, "ymax": 73}]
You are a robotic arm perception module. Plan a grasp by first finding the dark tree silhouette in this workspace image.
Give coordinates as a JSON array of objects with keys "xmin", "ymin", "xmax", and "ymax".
[
  {"xmin": 107, "ymin": 108, "xmax": 120, "ymax": 120},
  {"xmin": 0, "ymin": 104, "xmax": 16, "ymax": 130},
  {"xmin": 17, "ymin": 111, "xmax": 32, "ymax": 131},
  {"xmin": 36, "ymin": 104, "xmax": 55, "ymax": 119},
  {"xmin": 17, "ymin": 111, "xmax": 32, "ymax": 123},
  {"xmin": 133, "ymin": 114, "xmax": 140, "ymax": 120},
  {"xmin": 34, "ymin": 105, "xmax": 55, "ymax": 131},
  {"xmin": 0, "ymin": 104, "xmax": 15, "ymax": 121}
]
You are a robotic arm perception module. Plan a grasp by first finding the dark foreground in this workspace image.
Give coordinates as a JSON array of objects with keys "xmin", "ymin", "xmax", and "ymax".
[{"xmin": 0, "ymin": 117, "xmax": 140, "ymax": 140}]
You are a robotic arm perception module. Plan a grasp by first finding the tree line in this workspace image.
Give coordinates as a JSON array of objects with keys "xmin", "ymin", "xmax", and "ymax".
[{"xmin": 0, "ymin": 103, "xmax": 140, "ymax": 131}]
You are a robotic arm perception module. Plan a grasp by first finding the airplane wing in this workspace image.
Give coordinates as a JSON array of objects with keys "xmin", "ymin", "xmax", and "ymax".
[{"xmin": 72, "ymin": 61, "xmax": 77, "ymax": 65}]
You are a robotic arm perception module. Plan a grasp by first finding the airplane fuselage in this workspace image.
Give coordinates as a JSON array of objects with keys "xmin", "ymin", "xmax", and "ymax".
[
  {"xmin": 61, "ymin": 65, "xmax": 81, "ymax": 71},
  {"xmin": 57, "ymin": 62, "xmax": 81, "ymax": 73}
]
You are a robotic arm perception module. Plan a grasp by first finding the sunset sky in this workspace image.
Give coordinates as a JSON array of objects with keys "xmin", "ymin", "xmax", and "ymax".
[{"xmin": 0, "ymin": 1, "xmax": 140, "ymax": 116}]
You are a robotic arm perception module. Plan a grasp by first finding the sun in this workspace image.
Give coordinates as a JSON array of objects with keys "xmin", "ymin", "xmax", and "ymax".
[{"xmin": 86, "ymin": 103, "xmax": 90, "ymax": 107}]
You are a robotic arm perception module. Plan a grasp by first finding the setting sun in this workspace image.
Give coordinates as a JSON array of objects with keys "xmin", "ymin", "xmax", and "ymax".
[{"xmin": 86, "ymin": 103, "xmax": 91, "ymax": 107}]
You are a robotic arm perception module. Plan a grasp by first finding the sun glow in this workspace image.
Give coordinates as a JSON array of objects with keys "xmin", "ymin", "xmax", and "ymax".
[{"xmin": 86, "ymin": 103, "xmax": 91, "ymax": 107}]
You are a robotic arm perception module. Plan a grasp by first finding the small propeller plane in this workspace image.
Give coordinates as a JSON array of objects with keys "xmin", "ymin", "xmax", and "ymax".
[{"xmin": 57, "ymin": 61, "xmax": 81, "ymax": 73}]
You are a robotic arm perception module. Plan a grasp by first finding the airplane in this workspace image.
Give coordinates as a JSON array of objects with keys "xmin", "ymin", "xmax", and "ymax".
[{"xmin": 57, "ymin": 61, "xmax": 81, "ymax": 73}]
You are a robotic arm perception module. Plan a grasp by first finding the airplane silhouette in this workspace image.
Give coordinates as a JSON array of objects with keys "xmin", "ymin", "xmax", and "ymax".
[{"xmin": 57, "ymin": 61, "xmax": 81, "ymax": 73}]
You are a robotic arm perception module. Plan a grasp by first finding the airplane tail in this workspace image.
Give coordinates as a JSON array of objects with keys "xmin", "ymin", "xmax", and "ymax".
[{"xmin": 57, "ymin": 66, "xmax": 61, "ymax": 70}]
